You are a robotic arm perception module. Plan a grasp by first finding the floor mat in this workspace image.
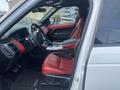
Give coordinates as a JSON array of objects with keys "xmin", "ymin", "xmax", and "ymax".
[
  {"xmin": 11, "ymin": 69, "xmax": 40, "ymax": 90},
  {"xmin": 0, "ymin": 69, "xmax": 66, "ymax": 90},
  {"xmin": 0, "ymin": 54, "xmax": 67, "ymax": 90}
]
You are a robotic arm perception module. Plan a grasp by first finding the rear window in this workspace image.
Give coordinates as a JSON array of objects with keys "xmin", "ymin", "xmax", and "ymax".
[{"xmin": 94, "ymin": 0, "xmax": 120, "ymax": 46}]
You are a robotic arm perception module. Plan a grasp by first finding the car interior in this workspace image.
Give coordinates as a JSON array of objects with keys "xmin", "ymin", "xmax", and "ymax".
[{"xmin": 0, "ymin": 0, "xmax": 89, "ymax": 90}]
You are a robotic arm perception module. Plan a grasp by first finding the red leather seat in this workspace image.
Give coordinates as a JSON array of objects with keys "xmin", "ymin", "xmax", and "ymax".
[
  {"xmin": 42, "ymin": 52, "xmax": 74, "ymax": 75},
  {"xmin": 42, "ymin": 18, "xmax": 83, "ymax": 76}
]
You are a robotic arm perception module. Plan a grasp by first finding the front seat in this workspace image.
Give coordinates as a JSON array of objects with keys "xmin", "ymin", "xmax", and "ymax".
[
  {"xmin": 41, "ymin": 45, "xmax": 80, "ymax": 86},
  {"xmin": 52, "ymin": 18, "xmax": 83, "ymax": 49},
  {"xmin": 41, "ymin": 18, "xmax": 83, "ymax": 87},
  {"xmin": 42, "ymin": 52, "xmax": 74, "ymax": 75},
  {"xmin": 42, "ymin": 18, "xmax": 83, "ymax": 76}
]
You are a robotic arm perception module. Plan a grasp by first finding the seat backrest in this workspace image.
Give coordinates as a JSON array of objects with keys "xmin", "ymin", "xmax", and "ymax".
[
  {"xmin": 71, "ymin": 18, "xmax": 84, "ymax": 39},
  {"xmin": 71, "ymin": 18, "xmax": 84, "ymax": 56},
  {"xmin": 63, "ymin": 18, "xmax": 84, "ymax": 51}
]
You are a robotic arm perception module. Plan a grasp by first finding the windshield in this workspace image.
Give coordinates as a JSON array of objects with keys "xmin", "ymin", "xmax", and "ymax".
[
  {"xmin": 22, "ymin": 7, "xmax": 53, "ymax": 23},
  {"xmin": 9, "ymin": 6, "xmax": 53, "ymax": 30}
]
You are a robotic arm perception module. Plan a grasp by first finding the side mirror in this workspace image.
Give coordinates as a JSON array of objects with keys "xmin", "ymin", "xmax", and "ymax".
[
  {"xmin": 49, "ymin": 18, "xmax": 55, "ymax": 24},
  {"xmin": 49, "ymin": 15, "xmax": 61, "ymax": 24},
  {"xmin": 32, "ymin": 7, "xmax": 46, "ymax": 13}
]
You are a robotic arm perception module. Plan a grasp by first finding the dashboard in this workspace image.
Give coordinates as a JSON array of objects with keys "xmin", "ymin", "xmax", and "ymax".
[{"xmin": 1, "ymin": 27, "xmax": 29, "ymax": 42}]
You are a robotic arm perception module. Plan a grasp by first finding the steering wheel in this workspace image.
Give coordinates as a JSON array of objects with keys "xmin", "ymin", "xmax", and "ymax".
[{"xmin": 30, "ymin": 23, "xmax": 51, "ymax": 47}]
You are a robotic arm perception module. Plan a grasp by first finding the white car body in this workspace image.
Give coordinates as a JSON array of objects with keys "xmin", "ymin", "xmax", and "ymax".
[{"xmin": 72, "ymin": 0, "xmax": 120, "ymax": 90}]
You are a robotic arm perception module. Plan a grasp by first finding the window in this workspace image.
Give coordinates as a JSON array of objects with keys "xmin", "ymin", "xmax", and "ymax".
[
  {"xmin": 19, "ymin": 7, "xmax": 52, "ymax": 23},
  {"xmin": 0, "ymin": 0, "xmax": 21, "ymax": 19},
  {"xmin": 10, "ymin": 6, "xmax": 52, "ymax": 30},
  {"xmin": 50, "ymin": 6, "xmax": 79, "ymax": 24},
  {"xmin": 94, "ymin": 0, "xmax": 120, "ymax": 46}
]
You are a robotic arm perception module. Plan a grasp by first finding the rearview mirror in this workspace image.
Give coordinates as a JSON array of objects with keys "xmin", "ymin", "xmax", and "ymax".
[{"xmin": 32, "ymin": 7, "xmax": 46, "ymax": 13}]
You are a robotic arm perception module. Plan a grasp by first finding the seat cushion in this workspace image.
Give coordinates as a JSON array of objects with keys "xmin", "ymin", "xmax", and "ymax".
[{"xmin": 42, "ymin": 52, "xmax": 74, "ymax": 75}]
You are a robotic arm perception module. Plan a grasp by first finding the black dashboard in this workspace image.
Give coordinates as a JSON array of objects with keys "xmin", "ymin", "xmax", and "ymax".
[{"xmin": 1, "ymin": 27, "xmax": 29, "ymax": 42}]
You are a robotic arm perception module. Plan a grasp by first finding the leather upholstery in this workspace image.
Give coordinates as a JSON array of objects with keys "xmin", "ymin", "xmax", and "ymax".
[
  {"xmin": 71, "ymin": 18, "xmax": 83, "ymax": 39},
  {"xmin": 47, "ymin": 23, "xmax": 74, "ymax": 30},
  {"xmin": 42, "ymin": 52, "xmax": 74, "ymax": 75},
  {"xmin": 42, "ymin": 18, "xmax": 83, "ymax": 76},
  {"xmin": 11, "ymin": 39, "xmax": 26, "ymax": 54}
]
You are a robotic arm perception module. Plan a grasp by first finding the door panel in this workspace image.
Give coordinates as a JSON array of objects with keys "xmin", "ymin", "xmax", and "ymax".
[
  {"xmin": 47, "ymin": 23, "xmax": 74, "ymax": 30},
  {"xmin": 47, "ymin": 23, "xmax": 74, "ymax": 41},
  {"xmin": 85, "ymin": 47, "xmax": 120, "ymax": 90},
  {"xmin": 46, "ymin": 6, "xmax": 79, "ymax": 41}
]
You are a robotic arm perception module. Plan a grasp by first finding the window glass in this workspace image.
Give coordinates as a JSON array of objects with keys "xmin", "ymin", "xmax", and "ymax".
[
  {"xmin": 50, "ymin": 6, "xmax": 79, "ymax": 24},
  {"xmin": 0, "ymin": 0, "xmax": 21, "ymax": 19},
  {"xmin": 10, "ymin": 6, "xmax": 52, "ymax": 30},
  {"xmin": 94, "ymin": 0, "xmax": 120, "ymax": 46}
]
